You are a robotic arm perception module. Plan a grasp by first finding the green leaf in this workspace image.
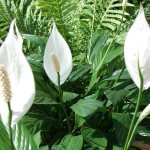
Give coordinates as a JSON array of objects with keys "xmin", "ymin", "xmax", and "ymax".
[
  {"xmin": 71, "ymin": 98, "xmax": 104, "ymax": 117},
  {"xmin": 102, "ymin": 45, "xmax": 123, "ymax": 65},
  {"xmin": 0, "ymin": 120, "xmax": 40, "ymax": 150},
  {"xmin": 85, "ymin": 91, "xmax": 99, "ymax": 100},
  {"xmin": 112, "ymin": 145, "xmax": 123, "ymax": 150},
  {"xmin": 28, "ymin": 55, "xmax": 45, "ymax": 75},
  {"xmin": 0, "ymin": 119, "xmax": 11, "ymax": 150},
  {"xmin": 105, "ymin": 89, "xmax": 128, "ymax": 104},
  {"xmin": 13, "ymin": 121, "xmax": 38, "ymax": 150},
  {"xmin": 39, "ymin": 146, "xmax": 49, "ymax": 150},
  {"xmin": 141, "ymin": 92, "xmax": 150, "ymax": 105},
  {"xmin": 52, "ymin": 134, "xmax": 83, "ymax": 150},
  {"xmin": 88, "ymin": 29, "xmax": 110, "ymax": 63},
  {"xmin": 82, "ymin": 128, "xmax": 107, "ymax": 150},
  {"xmin": 63, "ymin": 92, "xmax": 78, "ymax": 102},
  {"xmin": 23, "ymin": 34, "xmax": 47, "ymax": 50},
  {"xmin": 69, "ymin": 64, "xmax": 91, "ymax": 82},
  {"xmin": 35, "ymin": 90, "xmax": 58, "ymax": 105},
  {"xmin": 22, "ymin": 108, "xmax": 52, "ymax": 134},
  {"xmin": 112, "ymin": 113, "xmax": 131, "ymax": 145},
  {"xmin": 67, "ymin": 135, "xmax": 83, "ymax": 150},
  {"xmin": 107, "ymin": 69, "xmax": 130, "ymax": 81},
  {"xmin": 87, "ymin": 44, "xmax": 123, "ymax": 92},
  {"xmin": 33, "ymin": 131, "xmax": 41, "ymax": 147},
  {"xmin": 87, "ymin": 71, "xmax": 98, "ymax": 93},
  {"xmin": 51, "ymin": 145, "xmax": 64, "ymax": 150},
  {"xmin": 75, "ymin": 114, "xmax": 86, "ymax": 128}
]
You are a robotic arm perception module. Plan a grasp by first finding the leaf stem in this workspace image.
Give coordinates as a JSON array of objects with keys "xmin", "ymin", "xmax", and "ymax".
[
  {"xmin": 124, "ymin": 61, "xmax": 143, "ymax": 150},
  {"xmin": 126, "ymin": 119, "xmax": 140, "ymax": 149},
  {"xmin": 7, "ymin": 102, "xmax": 14, "ymax": 150},
  {"xmin": 57, "ymin": 72, "xmax": 71, "ymax": 133}
]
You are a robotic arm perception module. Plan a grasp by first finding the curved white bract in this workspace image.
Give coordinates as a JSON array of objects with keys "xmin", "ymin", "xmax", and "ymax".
[
  {"xmin": 44, "ymin": 23, "xmax": 72, "ymax": 85},
  {"xmin": 139, "ymin": 104, "xmax": 150, "ymax": 122},
  {"xmin": 0, "ymin": 20, "xmax": 35, "ymax": 126},
  {"xmin": 124, "ymin": 6, "xmax": 150, "ymax": 90}
]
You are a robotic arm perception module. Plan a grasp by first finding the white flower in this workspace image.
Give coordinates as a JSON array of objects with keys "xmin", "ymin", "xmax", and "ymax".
[
  {"xmin": 124, "ymin": 6, "xmax": 150, "ymax": 90},
  {"xmin": 139, "ymin": 104, "xmax": 150, "ymax": 122},
  {"xmin": 44, "ymin": 23, "xmax": 72, "ymax": 85},
  {"xmin": 0, "ymin": 20, "xmax": 35, "ymax": 126}
]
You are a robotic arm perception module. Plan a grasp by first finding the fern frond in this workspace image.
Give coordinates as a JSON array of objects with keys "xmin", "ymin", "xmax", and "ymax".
[
  {"xmin": 0, "ymin": 0, "xmax": 51, "ymax": 38},
  {"xmin": 100, "ymin": 0, "xmax": 134, "ymax": 31},
  {"xmin": 105, "ymin": 14, "xmax": 126, "ymax": 21}
]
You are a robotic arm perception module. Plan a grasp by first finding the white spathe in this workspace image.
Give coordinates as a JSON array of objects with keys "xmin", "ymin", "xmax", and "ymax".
[
  {"xmin": 124, "ymin": 6, "xmax": 150, "ymax": 90},
  {"xmin": 44, "ymin": 23, "xmax": 72, "ymax": 85},
  {"xmin": 0, "ymin": 20, "xmax": 35, "ymax": 126},
  {"xmin": 139, "ymin": 104, "xmax": 150, "ymax": 122}
]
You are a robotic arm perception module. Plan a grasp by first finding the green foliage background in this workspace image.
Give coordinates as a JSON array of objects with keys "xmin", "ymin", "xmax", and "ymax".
[{"xmin": 0, "ymin": 0, "xmax": 149, "ymax": 150}]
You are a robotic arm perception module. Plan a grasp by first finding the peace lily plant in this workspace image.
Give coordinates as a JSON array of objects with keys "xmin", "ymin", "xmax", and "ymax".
[
  {"xmin": 0, "ymin": 20, "xmax": 35, "ymax": 149},
  {"xmin": 124, "ymin": 5, "xmax": 150, "ymax": 150},
  {"xmin": 44, "ymin": 22, "xmax": 72, "ymax": 132},
  {"xmin": 44, "ymin": 22, "xmax": 72, "ymax": 85}
]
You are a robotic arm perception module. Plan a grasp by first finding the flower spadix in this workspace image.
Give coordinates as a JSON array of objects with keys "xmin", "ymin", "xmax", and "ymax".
[
  {"xmin": 124, "ymin": 6, "xmax": 150, "ymax": 90},
  {"xmin": 0, "ymin": 20, "xmax": 35, "ymax": 126},
  {"xmin": 44, "ymin": 23, "xmax": 72, "ymax": 85}
]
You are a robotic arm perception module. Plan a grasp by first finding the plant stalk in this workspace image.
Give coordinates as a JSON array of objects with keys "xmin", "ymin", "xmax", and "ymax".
[
  {"xmin": 57, "ymin": 72, "xmax": 71, "ymax": 133},
  {"xmin": 7, "ymin": 102, "xmax": 14, "ymax": 150},
  {"xmin": 126, "ymin": 119, "xmax": 140, "ymax": 149},
  {"xmin": 124, "ymin": 61, "xmax": 143, "ymax": 150}
]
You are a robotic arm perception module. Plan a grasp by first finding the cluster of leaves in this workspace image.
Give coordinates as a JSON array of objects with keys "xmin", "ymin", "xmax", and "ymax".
[{"xmin": 0, "ymin": 0, "xmax": 149, "ymax": 150}]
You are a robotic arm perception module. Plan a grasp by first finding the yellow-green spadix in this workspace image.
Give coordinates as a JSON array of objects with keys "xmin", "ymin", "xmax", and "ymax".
[
  {"xmin": 124, "ymin": 6, "xmax": 150, "ymax": 90},
  {"xmin": 0, "ymin": 20, "xmax": 35, "ymax": 126},
  {"xmin": 44, "ymin": 23, "xmax": 72, "ymax": 85}
]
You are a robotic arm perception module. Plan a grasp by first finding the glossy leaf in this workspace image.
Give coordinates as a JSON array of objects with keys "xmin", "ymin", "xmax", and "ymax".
[
  {"xmin": 63, "ymin": 92, "xmax": 78, "ymax": 102},
  {"xmin": 13, "ymin": 121, "xmax": 38, "ymax": 150},
  {"xmin": 71, "ymin": 99, "xmax": 104, "ymax": 117},
  {"xmin": 0, "ymin": 119, "xmax": 11, "ymax": 150},
  {"xmin": 112, "ymin": 113, "xmax": 131, "ymax": 145},
  {"xmin": 82, "ymin": 128, "xmax": 107, "ymax": 150},
  {"xmin": 52, "ymin": 134, "xmax": 83, "ymax": 150}
]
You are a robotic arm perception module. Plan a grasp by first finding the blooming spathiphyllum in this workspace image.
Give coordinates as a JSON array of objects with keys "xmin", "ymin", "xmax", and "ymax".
[
  {"xmin": 124, "ymin": 6, "xmax": 150, "ymax": 90},
  {"xmin": 44, "ymin": 23, "xmax": 72, "ymax": 85},
  {"xmin": 0, "ymin": 20, "xmax": 35, "ymax": 127}
]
